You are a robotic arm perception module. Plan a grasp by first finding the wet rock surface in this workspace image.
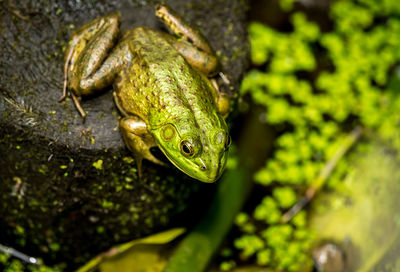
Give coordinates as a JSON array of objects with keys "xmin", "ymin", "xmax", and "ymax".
[{"xmin": 0, "ymin": 0, "xmax": 248, "ymax": 268}]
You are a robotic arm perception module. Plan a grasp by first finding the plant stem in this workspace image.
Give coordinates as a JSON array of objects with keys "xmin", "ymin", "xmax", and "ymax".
[{"xmin": 281, "ymin": 126, "xmax": 363, "ymax": 223}]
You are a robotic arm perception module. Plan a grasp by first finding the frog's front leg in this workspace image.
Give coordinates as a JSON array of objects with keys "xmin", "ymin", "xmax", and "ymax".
[
  {"xmin": 120, "ymin": 116, "xmax": 166, "ymax": 177},
  {"xmin": 61, "ymin": 13, "xmax": 129, "ymax": 121}
]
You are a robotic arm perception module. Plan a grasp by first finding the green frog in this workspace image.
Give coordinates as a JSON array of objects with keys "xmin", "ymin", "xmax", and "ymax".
[{"xmin": 59, "ymin": 5, "xmax": 231, "ymax": 183}]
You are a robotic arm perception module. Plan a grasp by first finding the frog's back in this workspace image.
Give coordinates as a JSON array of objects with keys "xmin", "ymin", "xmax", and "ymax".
[
  {"xmin": 114, "ymin": 27, "xmax": 187, "ymax": 121},
  {"xmin": 114, "ymin": 27, "xmax": 220, "ymax": 131}
]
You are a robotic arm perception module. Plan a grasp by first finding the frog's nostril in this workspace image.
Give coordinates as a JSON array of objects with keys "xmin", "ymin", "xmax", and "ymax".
[{"xmin": 200, "ymin": 165, "xmax": 207, "ymax": 171}]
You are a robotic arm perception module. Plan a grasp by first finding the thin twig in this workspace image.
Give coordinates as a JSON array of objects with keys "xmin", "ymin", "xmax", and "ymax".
[
  {"xmin": 3, "ymin": 97, "xmax": 31, "ymax": 113},
  {"xmin": 0, "ymin": 244, "xmax": 40, "ymax": 265},
  {"xmin": 281, "ymin": 126, "xmax": 363, "ymax": 223}
]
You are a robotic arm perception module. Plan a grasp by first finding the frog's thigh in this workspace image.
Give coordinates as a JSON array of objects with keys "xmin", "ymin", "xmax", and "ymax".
[
  {"xmin": 67, "ymin": 13, "xmax": 121, "ymax": 97},
  {"xmin": 172, "ymin": 40, "xmax": 219, "ymax": 77},
  {"xmin": 120, "ymin": 116, "xmax": 166, "ymax": 175}
]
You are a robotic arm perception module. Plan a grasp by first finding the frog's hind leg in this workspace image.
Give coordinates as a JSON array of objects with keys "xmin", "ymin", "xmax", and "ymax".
[
  {"xmin": 60, "ymin": 13, "xmax": 129, "ymax": 121},
  {"xmin": 120, "ymin": 116, "xmax": 166, "ymax": 177},
  {"xmin": 155, "ymin": 5, "xmax": 220, "ymax": 77},
  {"xmin": 60, "ymin": 35, "xmax": 89, "ymax": 120},
  {"xmin": 155, "ymin": 5, "xmax": 212, "ymax": 54}
]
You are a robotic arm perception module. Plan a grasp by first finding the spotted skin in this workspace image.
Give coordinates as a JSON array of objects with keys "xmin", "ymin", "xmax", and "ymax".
[{"xmin": 62, "ymin": 5, "xmax": 231, "ymax": 182}]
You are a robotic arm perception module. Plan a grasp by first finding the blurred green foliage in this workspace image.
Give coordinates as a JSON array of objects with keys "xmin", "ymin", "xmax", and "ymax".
[
  {"xmin": 0, "ymin": 252, "xmax": 61, "ymax": 272},
  {"xmin": 223, "ymin": 0, "xmax": 400, "ymax": 271}
]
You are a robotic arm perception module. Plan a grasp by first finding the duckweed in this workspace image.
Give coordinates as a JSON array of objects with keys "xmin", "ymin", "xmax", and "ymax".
[{"xmin": 227, "ymin": 0, "xmax": 400, "ymax": 270}]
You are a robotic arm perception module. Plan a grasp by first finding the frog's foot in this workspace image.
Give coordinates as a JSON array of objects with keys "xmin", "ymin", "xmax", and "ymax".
[
  {"xmin": 71, "ymin": 92, "xmax": 86, "ymax": 122},
  {"xmin": 120, "ymin": 116, "xmax": 166, "ymax": 177},
  {"xmin": 59, "ymin": 46, "xmax": 87, "ymax": 122},
  {"xmin": 59, "ymin": 85, "xmax": 87, "ymax": 122},
  {"xmin": 211, "ymin": 78, "xmax": 231, "ymax": 119},
  {"xmin": 218, "ymin": 72, "xmax": 231, "ymax": 85}
]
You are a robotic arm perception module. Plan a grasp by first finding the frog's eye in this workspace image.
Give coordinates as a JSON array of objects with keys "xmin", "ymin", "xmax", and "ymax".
[
  {"xmin": 180, "ymin": 140, "xmax": 195, "ymax": 157},
  {"xmin": 224, "ymin": 134, "xmax": 232, "ymax": 150}
]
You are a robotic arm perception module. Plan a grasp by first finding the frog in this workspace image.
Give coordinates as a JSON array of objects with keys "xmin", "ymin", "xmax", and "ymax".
[{"xmin": 59, "ymin": 5, "xmax": 232, "ymax": 183}]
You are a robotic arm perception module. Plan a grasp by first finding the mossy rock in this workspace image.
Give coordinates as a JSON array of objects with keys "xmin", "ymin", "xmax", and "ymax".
[{"xmin": 0, "ymin": 0, "xmax": 248, "ymax": 269}]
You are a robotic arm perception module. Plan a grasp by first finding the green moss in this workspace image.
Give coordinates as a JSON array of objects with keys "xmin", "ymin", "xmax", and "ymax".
[
  {"xmin": 122, "ymin": 156, "xmax": 134, "ymax": 164},
  {"xmin": 0, "ymin": 252, "xmax": 61, "ymax": 272},
  {"xmin": 15, "ymin": 225, "xmax": 25, "ymax": 235},
  {"xmin": 92, "ymin": 159, "xmax": 103, "ymax": 170},
  {"xmin": 38, "ymin": 165, "xmax": 48, "ymax": 175},
  {"xmin": 49, "ymin": 243, "xmax": 60, "ymax": 252},
  {"xmin": 101, "ymin": 199, "xmax": 114, "ymax": 209},
  {"xmin": 61, "ymin": 121, "xmax": 68, "ymax": 132},
  {"xmin": 96, "ymin": 226, "xmax": 105, "ymax": 234}
]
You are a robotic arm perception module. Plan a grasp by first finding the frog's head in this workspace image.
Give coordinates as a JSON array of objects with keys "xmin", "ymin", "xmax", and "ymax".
[{"xmin": 151, "ymin": 123, "xmax": 231, "ymax": 183}]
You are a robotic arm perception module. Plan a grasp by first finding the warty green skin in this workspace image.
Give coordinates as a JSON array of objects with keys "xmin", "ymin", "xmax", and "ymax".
[
  {"xmin": 115, "ymin": 27, "xmax": 229, "ymax": 182},
  {"xmin": 63, "ymin": 8, "xmax": 230, "ymax": 183}
]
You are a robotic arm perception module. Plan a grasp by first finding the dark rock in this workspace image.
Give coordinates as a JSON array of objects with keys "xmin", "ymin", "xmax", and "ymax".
[{"xmin": 0, "ymin": 0, "xmax": 248, "ymax": 269}]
